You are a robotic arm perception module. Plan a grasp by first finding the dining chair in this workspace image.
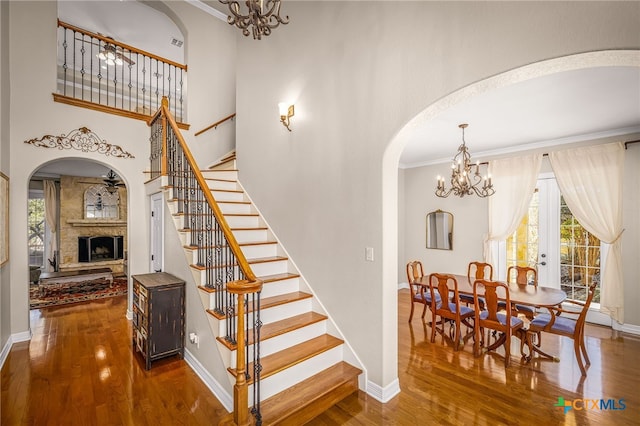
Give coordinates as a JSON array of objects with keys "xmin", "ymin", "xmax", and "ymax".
[
  {"xmin": 406, "ymin": 261, "xmax": 440, "ymax": 322},
  {"xmin": 460, "ymin": 261, "xmax": 493, "ymax": 308},
  {"xmin": 504, "ymin": 265, "xmax": 538, "ymax": 319},
  {"xmin": 473, "ymin": 279, "xmax": 524, "ymax": 367},
  {"xmin": 525, "ymin": 283, "xmax": 597, "ymax": 376},
  {"xmin": 429, "ymin": 273, "xmax": 474, "ymax": 351}
]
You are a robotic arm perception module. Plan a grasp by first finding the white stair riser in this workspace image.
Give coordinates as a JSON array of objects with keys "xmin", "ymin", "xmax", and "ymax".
[
  {"xmin": 212, "ymin": 190, "xmax": 245, "ymax": 202},
  {"xmin": 238, "ymin": 243, "xmax": 278, "ymax": 259},
  {"xmin": 225, "ymin": 215, "xmax": 260, "ymax": 228},
  {"xmin": 218, "ymin": 203, "xmax": 253, "ymax": 215},
  {"xmin": 201, "ymin": 170, "xmax": 238, "ymax": 181},
  {"xmin": 232, "ymin": 229, "xmax": 269, "ymax": 243},
  {"xmin": 258, "ymin": 298, "xmax": 313, "ymax": 325},
  {"xmin": 228, "ymin": 320, "xmax": 329, "ymax": 371},
  {"xmin": 245, "ymin": 346, "xmax": 344, "ymax": 404},
  {"xmin": 206, "ymin": 180, "xmax": 239, "ymax": 191},
  {"xmin": 248, "ymin": 260, "xmax": 289, "ymax": 277},
  {"xmin": 260, "ymin": 277, "xmax": 300, "ymax": 299}
]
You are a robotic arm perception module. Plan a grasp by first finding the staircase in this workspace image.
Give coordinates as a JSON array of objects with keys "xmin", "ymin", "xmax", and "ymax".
[{"xmin": 151, "ymin": 102, "xmax": 363, "ymax": 425}]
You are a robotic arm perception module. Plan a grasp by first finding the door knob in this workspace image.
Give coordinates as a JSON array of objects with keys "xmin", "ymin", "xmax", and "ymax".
[{"xmin": 538, "ymin": 261, "xmax": 546, "ymax": 266}]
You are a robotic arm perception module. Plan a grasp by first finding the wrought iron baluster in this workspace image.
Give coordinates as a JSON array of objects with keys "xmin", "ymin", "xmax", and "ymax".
[
  {"xmin": 62, "ymin": 28, "xmax": 68, "ymax": 96},
  {"xmin": 251, "ymin": 292, "xmax": 263, "ymax": 425}
]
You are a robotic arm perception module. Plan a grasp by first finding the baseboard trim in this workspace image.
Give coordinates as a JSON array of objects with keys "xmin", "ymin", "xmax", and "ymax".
[
  {"xmin": 184, "ymin": 348, "xmax": 233, "ymax": 412},
  {"xmin": 0, "ymin": 330, "xmax": 32, "ymax": 369},
  {"xmin": 398, "ymin": 281, "xmax": 409, "ymax": 290},
  {"xmin": 366, "ymin": 378, "xmax": 400, "ymax": 403},
  {"xmin": 618, "ymin": 322, "xmax": 640, "ymax": 336}
]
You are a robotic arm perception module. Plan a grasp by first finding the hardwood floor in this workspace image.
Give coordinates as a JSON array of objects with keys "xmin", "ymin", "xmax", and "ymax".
[
  {"xmin": 2, "ymin": 290, "xmax": 639, "ymax": 425},
  {"xmin": 311, "ymin": 290, "xmax": 640, "ymax": 425},
  {"xmin": 1, "ymin": 295, "xmax": 228, "ymax": 425}
]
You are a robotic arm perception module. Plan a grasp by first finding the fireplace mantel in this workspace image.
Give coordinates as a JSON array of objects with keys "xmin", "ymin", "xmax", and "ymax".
[{"xmin": 67, "ymin": 219, "xmax": 127, "ymax": 227}]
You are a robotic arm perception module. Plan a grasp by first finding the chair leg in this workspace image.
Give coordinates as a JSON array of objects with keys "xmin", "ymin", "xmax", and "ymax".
[
  {"xmin": 504, "ymin": 333, "xmax": 511, "ymax": 368},
  {"xmin": 453, "ymin": 321, "xmax": 461, "ymax": 351},
  {"xmin": 474, "ymin": 326, "xmax": 482, "ymax": 356},
  {"xmin": 430, "ymin": 312, "xmax": 437, "ymax": 343},
  {"xmin": 579, "ymin": 331, "xmax": 591, "ymax": 366},
  {"xmin": 574, "ymin": 337, "xmax": 586, "ymax": 376},
  {"xmin": 408, "ymin": 301, "xmax": 415, "ymax": 322},
  {"xmin": 421, "ymin": 302, "xmax": 428, "ymax": 319}
]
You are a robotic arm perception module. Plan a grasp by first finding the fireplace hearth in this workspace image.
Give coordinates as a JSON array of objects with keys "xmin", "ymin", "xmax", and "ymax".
[{"xmin": 78, "ymin": 236, "xmax": 124, "ymax": 263}]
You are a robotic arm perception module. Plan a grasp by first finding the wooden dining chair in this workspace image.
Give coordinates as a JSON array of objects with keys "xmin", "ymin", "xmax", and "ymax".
[
  {"xmin": 473, "ymin": 279, "xmax": 524, "ymax": 367},
  {"xmin": 461, "ymin": 261, "xmax": 493, "ymax": 308},
  {"xmin": 406, "ymin": 261, "xmax": 440, "ymax": 322},
  {"xmin": 505, "ymin": 265, "xmax": 538, "ymax": 319},
  {"xmin": 525, "ymin": 283, "xmax": 597, "ymax": 376},
  {"xmin": 429, "ymin": 273, "xmax": 474, "ymax": 351}
]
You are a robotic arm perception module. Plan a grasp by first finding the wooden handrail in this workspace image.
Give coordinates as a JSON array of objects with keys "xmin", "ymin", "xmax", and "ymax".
[
  {"xmin": 58, "ymin": 19, "xmax": 187, "ymax": 71},
  {"xmin": 194, "ymin": 113, "xmax": 236, "ymax": 137},
  {"xmin": 160, "ymin": 102, "xmax": 258, "ymax": 283}
]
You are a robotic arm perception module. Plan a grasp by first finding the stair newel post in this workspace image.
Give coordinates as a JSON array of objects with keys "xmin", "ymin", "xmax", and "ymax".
[
  {"xmin": 160, "ymin": 96, "xmax": 169, "ymax": 177},
  {"xmin": 228, "ymin": 279, "xmax": 263, "ymax": 426}
]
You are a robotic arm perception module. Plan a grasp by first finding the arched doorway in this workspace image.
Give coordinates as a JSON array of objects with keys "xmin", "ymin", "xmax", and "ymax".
[
  {"xmin": 382, "ymin": 49, "xmax": 640, "ymax": 381},
  {"xmin": 28, "ymin": 158, "xmax": 129, "ymax": 310}
]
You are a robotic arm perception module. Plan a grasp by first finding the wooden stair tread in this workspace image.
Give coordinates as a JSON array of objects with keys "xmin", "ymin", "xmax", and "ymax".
[
  {"xmin": 228, "ymin": 334, "xmax": 344, "ymax": 382},
  {"xmin": 239, "ymin": 240, "xmax": 277, "ymax": 246},
  {"xmin": 259, "ymin": 273, "xmax": 300, "ymax": 283},
  {"xmin": 203, "ymin": 177, "xmax": 237, "ymax": 183},
  {"xmin": 259, "ymin": 362, "xmax": 362, "ymax": 425},
  {"xmin": 216, "ymin": 312, "xmax": 327, "ymax": 350},
  {"xmin": 248, "ymin": 256, "xmax": 287, "ymax": 264},
  {"xmin": 257, "ymin": 291, "xmax": 312, "ymax": 312},
  {"xmin": 231, "ymin": 226, "xmax": 268, "ymax": 231},
  {"xmin": 200, "ymin": 168, "xmax": 238, "ymax": 172}
]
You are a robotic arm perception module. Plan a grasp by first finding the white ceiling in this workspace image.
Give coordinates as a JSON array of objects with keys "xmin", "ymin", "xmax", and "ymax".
[
  {"xmin": 400, "ymin": 66, "xmax": 640, "ymax": 168},
  {"xmin": 40, "ymin": 1, "xmax": 640, "ymax": 177}
]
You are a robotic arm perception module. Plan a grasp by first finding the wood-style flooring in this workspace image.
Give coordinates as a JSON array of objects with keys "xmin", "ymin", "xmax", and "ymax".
[{"xmin": 2, "ymin": 290, "xmax": 639, "ymax": 425}]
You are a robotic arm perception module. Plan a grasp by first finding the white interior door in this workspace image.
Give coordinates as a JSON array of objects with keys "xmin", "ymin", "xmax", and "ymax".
[{"xmin": 150, "ymin": 192, "xmax": 163, "ymax": 272}]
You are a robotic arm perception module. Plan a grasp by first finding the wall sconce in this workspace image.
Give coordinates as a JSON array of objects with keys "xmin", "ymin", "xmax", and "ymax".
[{"xmin": 278, "ymin": 102, "xmax": 295, "ymax": 131}]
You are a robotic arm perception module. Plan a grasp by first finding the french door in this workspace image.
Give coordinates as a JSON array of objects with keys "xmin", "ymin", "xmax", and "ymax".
[{"xmin": 505, "ymin": 175, "xmax": 603, "ymax": 307}]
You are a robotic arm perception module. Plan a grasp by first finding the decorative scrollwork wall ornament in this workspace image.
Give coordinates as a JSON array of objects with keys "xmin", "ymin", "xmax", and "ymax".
[{"xmin": 24, "ymin": 127, "xmax": 135, "ymax": 158}]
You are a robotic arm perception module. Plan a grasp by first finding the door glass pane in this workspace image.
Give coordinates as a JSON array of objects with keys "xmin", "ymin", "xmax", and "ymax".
[
  {"xmin": 506, "ymin": 189, "xmax": 538, "ymax": 282},
  {"xmin": 560, "ymin": 196, "xmax": 600, "ymax": 303}
]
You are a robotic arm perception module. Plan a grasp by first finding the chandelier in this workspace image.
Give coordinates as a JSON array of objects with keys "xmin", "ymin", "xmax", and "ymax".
[
  {"xmin": 219, "ymin": 0, "xmax": 289, "ymax": 40},
  {"xmin": 435, "ymin": 124, "xmax": 495, "ymax": 198}
]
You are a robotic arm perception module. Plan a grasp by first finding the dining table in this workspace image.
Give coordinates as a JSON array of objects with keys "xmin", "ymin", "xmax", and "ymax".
[{"xmin": 412, "ymin": 273, "xmax": 567, "ymax": 359}]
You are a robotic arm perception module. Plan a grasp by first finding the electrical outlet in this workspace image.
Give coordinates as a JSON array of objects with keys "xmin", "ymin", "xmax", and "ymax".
[{"xmin": 189, "ymin": 332, "xmax": 199, "ymax": 348}]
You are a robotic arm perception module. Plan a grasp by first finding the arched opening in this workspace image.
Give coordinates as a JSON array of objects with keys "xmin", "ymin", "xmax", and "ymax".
[
  {"xmin": 382, "ymin": 50, "xmax": 639, "ymax": 386},
  {"xmin": 28, "ymin": 158, "xmax": 129, "ymax": 310}
]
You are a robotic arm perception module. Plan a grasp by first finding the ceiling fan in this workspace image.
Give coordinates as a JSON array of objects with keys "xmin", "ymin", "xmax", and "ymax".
[
  {"xmin": 75, "ymin": 35, "xmax": 136, "ymax": 66},
  {"xmin": 80, "ymin": 170, "xmax": 125, "ymax": 193}
]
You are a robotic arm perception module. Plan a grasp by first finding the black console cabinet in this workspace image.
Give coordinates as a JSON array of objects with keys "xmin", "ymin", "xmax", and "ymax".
[{"xmin": 132, "ymin": 272, "xmax": 185, "ymax": 370}]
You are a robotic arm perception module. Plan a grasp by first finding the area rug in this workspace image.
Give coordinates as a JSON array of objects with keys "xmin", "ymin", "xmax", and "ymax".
[{"xmin": 29, "ymin": 277, "xmax": 128, "ymax": 309}]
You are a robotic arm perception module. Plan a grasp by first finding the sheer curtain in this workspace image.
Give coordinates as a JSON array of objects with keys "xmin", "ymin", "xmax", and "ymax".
[
  {"xmin": 43, "ymin": 180, "xmax": 58, "ymax": 272},
  {"xmin": 549, "ymin": 142, "xmax": 625, "ymax": 323},
  {"xmin": 484, "ymin": 154, "xmax": 543, "ymax": 279}
]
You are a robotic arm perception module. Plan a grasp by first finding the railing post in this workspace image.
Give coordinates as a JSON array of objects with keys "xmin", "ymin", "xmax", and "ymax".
[
  {"xmin": 161, "ymin": 96, "xmax": 169, "ymax": 176},
  {"xmin": 228, "ymin": 280, "xmax": 263, "ymax": 426}
]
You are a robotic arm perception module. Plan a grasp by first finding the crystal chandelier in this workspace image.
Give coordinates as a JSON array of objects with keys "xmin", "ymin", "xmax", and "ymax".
[
  {"xmin": 219, "ymin": 0, "xmax": 289, "ymax": 40},
  {"xmin": 435, "ymin": 124, "xmax": 495, "ymax": 198}
]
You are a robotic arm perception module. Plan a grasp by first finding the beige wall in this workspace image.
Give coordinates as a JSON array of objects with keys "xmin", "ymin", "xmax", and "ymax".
[
  {"xmin": 1, "ymin": 0, "xmax": 10, "ymax": 353},
  {"xmin": 234, "ymin": 1, "xmax": 640, "ymax": 390}
]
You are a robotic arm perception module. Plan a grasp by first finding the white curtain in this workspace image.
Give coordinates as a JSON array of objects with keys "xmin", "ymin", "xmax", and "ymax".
[
  {"xmin": 484, "ymin": 154, "xmax": 543, "ymax": 278},
  {"xmin": 549, "ymin": 142, "xmax": 624, "ymax": 323},
  {"xmin": 43, "ymin": 180, "xmax": 58, "ymax": 272}
]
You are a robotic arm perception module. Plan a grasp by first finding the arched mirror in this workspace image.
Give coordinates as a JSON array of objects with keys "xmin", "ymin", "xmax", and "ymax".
[{"xmin": 426, "ymin": 209, "xmax": 453, "ymax": 250}]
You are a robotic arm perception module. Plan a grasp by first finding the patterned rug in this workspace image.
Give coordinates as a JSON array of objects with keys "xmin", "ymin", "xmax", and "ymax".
[{"xmin": 30, "ymin": 277, "xmax": 128, "ymax": 309}]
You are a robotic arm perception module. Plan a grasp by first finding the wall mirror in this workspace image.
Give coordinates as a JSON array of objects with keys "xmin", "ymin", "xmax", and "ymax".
[{"xmin": 426, "ymin": 209, "xmax": 453, "ymax": 250}]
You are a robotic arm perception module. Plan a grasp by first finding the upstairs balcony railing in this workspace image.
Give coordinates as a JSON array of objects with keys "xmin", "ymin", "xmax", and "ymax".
[
  {"xmin": 150, "ymin": 98, "xmax": 263, "ymax": 426},
  {"xmin": 55, "ymin": 20, "xmax": 188, "ymax": 128}
]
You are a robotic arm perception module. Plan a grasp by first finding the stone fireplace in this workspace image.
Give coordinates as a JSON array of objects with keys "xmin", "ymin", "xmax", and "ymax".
[{"xmin": 78, "ymin": 236, "xmax": 124, "ymax": 263}]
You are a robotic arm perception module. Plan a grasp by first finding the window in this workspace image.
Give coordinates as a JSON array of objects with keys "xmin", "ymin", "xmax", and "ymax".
[
  {"xmin": 28, "ymin": 197, "xmax": 46, "ymax": 267},
  {"xmin": 560, "ymin": 196, "xmax": 601, "ymax": 303},
  {"xmin": 85, "ymin": 185, "xmax": 120, "ymax": 219},
  {"xmin": 506, "ymin": 179, "xmax": 600, "ymax": 303}
]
